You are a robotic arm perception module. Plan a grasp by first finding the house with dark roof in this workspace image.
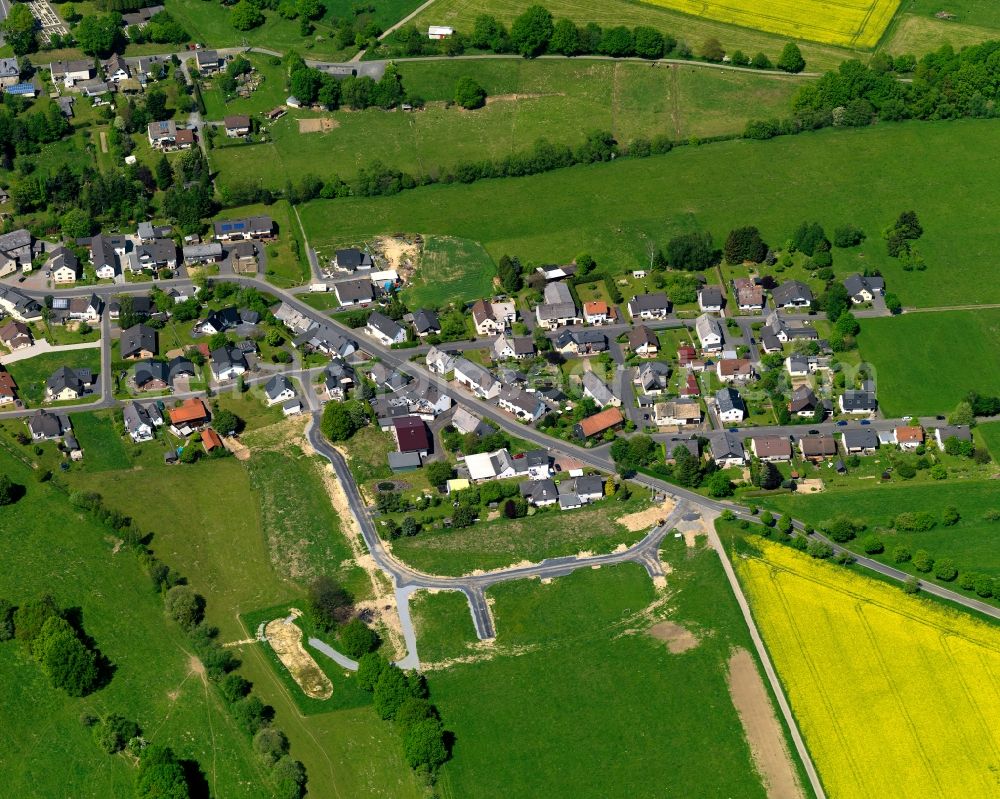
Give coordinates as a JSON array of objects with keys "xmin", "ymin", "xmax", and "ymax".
[
  {"xmin": 627, "ymin": 325, "xmax": 659, "ymax": 358},
  {"xmin": 844, "ymin": 274, "xmax": 885, "ymax": 304},
  {"xmin": 715, "ymin": 387, "xmax": 746, "ymax": 423},
  {"xmin": 212, "ymin": 216, "xmax": 272, "ymax": 242},
  {"xmin": 839, "ymin": 389, "xmax": 877, "ymax": 415},
  {"xmin": 497, "ymin": 388, "xmax": 546, "ymax": 422},
  {"xmin": 934, "ymin": 425, "xmax": 972, "ymax": 448},
  {"xmin": 224, "ymin": 114, "xmax": 251, "ymax": 137},
  {"xmin": 198, "ymin": 306, "xmax": 241, "ymax": 335},
  {"xmin": 634, "ymin": 361, "xmax": 671, "ymax": 395},
  {"xmin": 582, "ymin": 371, "xmax": 619, "ymax": 408},
  {"xmin": 366, "ymin": 311, "xmax": 406, "ymax": 346},
  {"xmin": 134, "ymin": 360, "xmax": 170, "ymax": 391},
  {"xmin": 195, "ymin": 50, "xmax": 222, "ymax": 73},
  {"xmin": 493, "ymin": 333, "xmax": 534, "ymax": 361},
  {"xmin": 800, "ymin": 435, "xmax": 837, "ymax": 461},
  {"xmin": 0, "ymin": 320, "xmax": 33, "ymax": 350},
  {"xmin": 628, "ymin": 293, "xmax": 671, "ymax": 320},
  {"xmin": 392, "ymin": 416, "xmax": 430, "ymax": 455},
  {"xmin": 47, "ymin": 247, "xmax": 80, "ymax": 283},
  {"xmin": 123, "ymin": 401, "xmax": 164, "ymax": 442},
  {"xmin": 334, "ymin": 248, "xmax": 374, "ymax": 271},
  {"xmin": 841, "ymin": 427, "xmax": 878, "ymax": 455},
  {"xmin": 771, "ymin": 280, "xmax": 813, "ymax": 309},
  {"xmin": 789, "ymin": 385, "xmax": 821, "ymax": 417},
  {"xmin": 46, "ymin": 366, "xmax": 94, "ymax": 401},
  {"xmin": 210, "ymin": 347, "xmax": 248, "ymax": 381},
  {"xmin": 520, "ymin": 478, "xmax": 559, "ymax": 507},
  {"xmin": 411, "ymin": 309, "xmax": 440, "ymax": 337},
  {"xmin": 29, "ymin": 411, "xmax": 71, "ymax": 440},
  {"xmin": 264, "ymin": 375, "xmax": 297, "ymax": 406},
  {"xmin": 135, "ymin": 238, "xmax": 177, "ymax": 272},
  {"xmin": 90, "ymin": 233, "xmax": 123, "ymax": 279},
  {"xmin": 698, "ymin": 286, "xmax": 724, "ymax": 313},
  {"xmin": 334, "ymin": 278, "xmax": 375, "ymax": 306},
  {"xmin": 751, "ymin": 436, "xmax": 792, "ymax": 462},
  {"xmin": 707, "ymin": 430, "xmax": 746, "ymax": 467},
  {"xmin": 554, "ymin": 329, "xmax": 608, "ymax": 356},
  {"xmin": 120, "ymin": 324, "xmax": 158, "ymax": 360}
]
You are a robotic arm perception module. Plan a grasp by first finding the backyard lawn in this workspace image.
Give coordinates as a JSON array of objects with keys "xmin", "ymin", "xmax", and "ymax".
[
  {"xmin": 7, "ymin": 349, "xmax": 101, "ymax": 406},
  {"xmin": 301, "ymin": 118, "xmax": 1000, "ymax": 308},
  {"xmin": 201, "ymin": 53, "xmax": 288, "ymax": 121}
]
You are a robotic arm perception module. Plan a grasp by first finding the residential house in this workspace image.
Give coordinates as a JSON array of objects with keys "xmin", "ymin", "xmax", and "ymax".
[
  {"xmin": 535, "ymin": 282, "xmax": 580, "ymax": 329},
  {"xmin": 555, "ymin": 329, "xmax": 608, "ymax": 356},
  {"xmin": 45, "ymin": 366, "xmax": 93, "ymax": 401},
  {"xmin": 29, "ymin": 411, "xmax": 71, "ymax": 440},
  {"xmin": 627, "ymin": 325, "xmax": 658, "ymax": 358},
  {"xmin": 789, "ymin": 385, "xmax": 821, "ymax": 418},
  {"xmin": 493, "ymin": 333, "xmax": 534, "ymax": 361},
  {"xmin": 653, "ymin": 400, "xmax": 701, "ymax": 427},
  {"xmin": 282, "ymin": 399, "xmax": 303, "ymax": 417},
  {"xmin": 841, "ymin": 428, "xmax": 878, "ymax": 455},
  {"xmin": 198, "ymin": 306, "xmax": 241, "ymax": 335},
  {"xmin": 771, "ymin": 280, "xmax": 813, "ymax": 309},
  {"xmin": 766, "ymin": 311, "xmax": 818, "ymax": 344},
  {"xmin": 634, "ymin": 361, "xmax": 671, "ymax": 395},
  {"xmin": 388, "ymin": 451, "xmax": 422, "ymax": 472},
  {"xmin": 210, "ymin": 347, "xmax": 248, "ymax": 381},
  {"xmin": 369, "ymin": 361, "xmax": 409, "ymax": 392},
  {"xmin": 212, "ymin": 216, "xmax": 272, "ymax": 242},
  {"xmin": 464, "ymin": 449, "xmax": 518, "ymax": 482},
  {"xmin": 47, "ymin": 247, "xmax": 79, "ymax": 283},
  {"xmin": 183, "ymin": 242, "xmax": 223, "ymax": 265},
  {"xmin": 680, "ymin": 371, "xmax": 700, "ymax": 398},
  {"xmin": 583, "ymin": 300, "xmax": 610, "ymax": 325},
  {"xmin": 122, "ymin": 6, "xmax": 164, "ymax": 27},
  {"xmin": 365, "ymin": 311, "xmax": 406, "ymax": 346},
  {"xmin": 934, "ymin": 425, "xmax": 972, "ymax": 449},
  {"xmin": 628, "ymin": 293, "xmax": 671, "ymax": 320},
  {"xmin": 67, "ymin": 294, "xmax": 103, "ymax": 322},
  {"xmin": 497, "ymin": 388, "xmax": 546, "ymax": 422},
  {"xmin": 0, "ymin": 371, "xmax": 18, "ymax": 406},
  {"xmin": 785, "ymin": 354, "xmax": 817, "ymax": 378},
  {"xmin": 451, "ymin": 407, "xmax": 490, "ymax": 437},
  {"xmin": 321, "ymin": 359, "xmax": 355, "ymax": 401},
  {"xmin": 426, "ymin": 346, "xmax": 457, "ymax": 376},
  {"xmin": 839, "ymin": 389, "xmax": 877, "ymax": 415},
  {"xmin": 895, "ymin": 425, "xmax": 924, "ymax": 451},
  {"xmin": 734, "ymin": 278, "xmax": 765, "ymax": 312},
  {"xmin": 134, "ymin": 360, "xmax": 170, "ymax": 391},
  {"xmin": 0, "ymin": 57, "xmax": 20, "ymax": 88},
  {"xmin": 0, "ymin": 228, "xmax": 32, "ymax": 272},
  {"xmin": 272, "ymin": 302, "xmax": 316, "ymax": 335},
  {"xmin": 751, "ymin": 436, "xmax": 792, "ymax": 462},
  {"xmin": 575, "ymin": 407, "xmax": 624, "ymax": 439},
  {"xmin": 264, "ymin": 375, "xmax": 297, "ymax": 406},
  {"xmin": 148, "ymin": 120, "xmax": 183, "ymax": 149},
  {"xmin": 224, "ymin": 114, "xmax": 251, "ymax": 137},
  {"xmin": 677, "ymin": 345, "xmax": 697, "ymax": 366},
  {"xmin": 120, "ymin": 324, "xmax": 158, "ymax": 360},
  {"xmin": 202, "ymin": 428, "xmax": 224, "ymax": 452},
  {"xmin": 401, "ymin": 384, "xmax": 452, "ymax": 419},
  {"xmin": 411, "ymin": 309, "xmax": 440, "ymax": 338},
  {"xmin": 715, "ymin": 387, "xmax": 746, "ymax": 423},
  {"xmin": 513, "ymin": 449, "xmax": 551, "ymax": 480},
  {"xmin": 844, "ymin": 274, "xmax": 885, "ymax": 304},
  {"xmin": 168, "ymin": 398, "xmax": 210, "ymax": 436},
  {"xmin": 391, "ymin": 416, "xmax": 430, "ymax": 456},
  {"xmin": 707, "ymin": 430, "xmax": 746, "ymax": 467},
  {"xmin": 663, "ymin": 435, "xmax": 700, "ymax": 462},
  {"xmin": 333, "ymin": 278, "xmax": 374, "ymax": 306},
  {"xmin": 90, "ymin": 233, "xmax": 123, "ymax": 279},
  {"xmin": 134, "ymin": 239, "xmax": 177, "ymax": 272},
  {"xmin": 698, "ymin": 286, "xmax": 724, "ymax": 313},
  {"xmin": 0, "ymin": 320, "xmax": 33, "ymax": 350},
  {"xmin": 452, "ymin": 357, "xmax": 499, "ymax": 399},
  {"xmin": 196, "ymin": 50, "xmax": 222, "ymax": 73},
  {"xmin": 334, "ymin": 248, "xmax": 374, "ymax": 271},
  {"xmin": 716, "ymin": 358, "xmax": 755, "ymax": 383},
  {"xmin": 50, "ymin": 60, "xmax": 94, "ymax": 88},
  {"xmin": 561, "ymin": 474, "xmax": 604, "ymax": 504},
  {"xmin": 123, "ymin": 401, "xmax": 164, "ymax": 442},
  {"xmin": 103, "ymin": 54, "xmax": 131, "ymax": 82},
  {"xmin": 800, "ymin": 435, "xmax": 837, "ymax": 461},
  {"xmin": 0, "ymin": 285, "xmax": 42, "ymax": 322},
  {"xmin": 520, "ymin": 478, "xmax": 559, "ymax": 507},
  {"xmin": 535, "ymin": 263, "xmax": 576, "ymax": 281},
  {"xmin": 582, "ymin": 371, "xmax": 620, "ymax": 408},
  {"xmin": 695, "ymin": 313, "xmax": 724, "ymax": 352}
]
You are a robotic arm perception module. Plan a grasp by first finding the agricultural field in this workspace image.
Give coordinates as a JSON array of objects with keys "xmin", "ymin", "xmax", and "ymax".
[
  {"xmin": 858, "ymin": 310, "xmax": 1000, "ymax": 416},
  {"xmin": 761, "ymin": 479, "xmax": 1000, "ymax": 582},
  {"xmin": 389, "ymin": 495, "xmax": 655, "ymax": 576},
  {"xmin": 6, "ymin": 349, "xmax": 101, "ymax": 406},
  {"xmin": 408, "ymin": 0, "xmax": 857, "ymax": 70},
  {"xmin": 213, "ymin": 60, "xmax": 802, "ymax": 191},
  {"xmin": 645, "ymin": 0, "xmax": 901, "ymax": 48},
  {"xmin": 300, "ymin": 119, "xmax": 1000, "ymax": 308},
  {"xmin": 0, "ymin": 449, "xmax": 276, "ymax": 798},
  {"xmin": 882, "ymin": 0, "xmax": 1000, "ymax": 55},
  {"xmin": 426, "ymin": 542, "xmax": 803, "ymax": 798},
  {"xmin": 976, "ymin": 420, "xmax": 1000, "ymax": 461},
  {"xmin": 402, "ymin": 236, "xmax": 497, "ymax": 308},
  {"xmin": 737, "ymin": 537, "xmax": 1000, "ymax": 797}
]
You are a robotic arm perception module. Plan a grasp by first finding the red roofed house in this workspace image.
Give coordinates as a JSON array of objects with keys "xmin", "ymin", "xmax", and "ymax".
[
  {"xmin": 202, "ymin": 428, "xmax": 223, "ymax": 452},
  {"xmin": 392, "ymin": 415, "xmax": 430, "ymax": 456},
  {"xmin": 894, "ymin": 425, "xmax": 924, "ymax": 451},
  {"xmin": 583, "ymin": 300, "xmax": 610, "ymax": 325},
  {"xmin": 680, "ymin": 372, "xmax": 699, "ymax": 398},
  {"xmin": 168, "ymin": 398, "xmax": 210, "ymax": 436},
  {"xmin": 0, "ymin": 370, "xmax": 17, "ymax": 406},
  {"xmin": 678, "ymin": 345, "xmax": 697, "ymax": 366},
  {"xmin": 575, "ymin": 407, "xmax": 624, "ymax": 439}
]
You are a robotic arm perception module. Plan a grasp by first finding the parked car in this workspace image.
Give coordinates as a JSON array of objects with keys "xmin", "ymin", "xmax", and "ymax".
[
  {"xmin": 860, "ymin": 419, "xmax": 871, "ymax": 425},
  {"xmin": 836, "ymin": 420, "xmax": 848, "ymax": 426},
  {"xmin": 808, "ymin": 429, "xmax": 820, "ymax": 434}
]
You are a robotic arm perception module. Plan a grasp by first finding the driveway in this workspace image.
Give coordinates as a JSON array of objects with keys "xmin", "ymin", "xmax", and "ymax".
[{"xmin": 0, "ymin": 337, "xmax": 102, "ymax": 365}]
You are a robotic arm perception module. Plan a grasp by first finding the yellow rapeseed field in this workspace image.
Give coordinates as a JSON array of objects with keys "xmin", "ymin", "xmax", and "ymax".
[
  {"xmin": 738, "ymin": 539, "xmax": 1000, "ymax": 798},
  {"xmin": 644, "ymin": 0, "xmax": 901, "ymax": 48}
]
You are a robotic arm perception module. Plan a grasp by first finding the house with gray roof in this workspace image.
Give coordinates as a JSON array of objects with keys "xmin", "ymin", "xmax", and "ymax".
[
  {"xmin": 695, "ymin": 313, "xmax": 723, "ymax": 352},
  {"xmin": 715, "ymin": 387, "xmax": 746, "ymax": 423},
  {"xmin": 628, "ymin": 293, "xmax": 671, "ymax": 320},
  {"xmin": 334, "ymin": 278, "xmax": 375, "ymax": 306},
  {"xmin": 497, "ymin": 388, "xmax": 546, "ymax": 422},
  {"xmin": 46, "ymin": 366, "xmax": 94, "ymax": 401},
  {"xmin": 844, "ymin": 274, "xmax": 885, "ymax": 304},
  {"xmin": 452, "ymin": 357, "xmax": 499, "ymax": 399},
  {"xmin": 771, "ymin": 280, "xmax": 813, "ymax": 309},
  {"xmin": 841, "ymin": 427, "xmax": 878, "ymax": 455},
  {"xmin": 264, "ymin": 375, "xmax": 297, "ymax": 406},
  {"xmin": 120, "ymin": 324, "xmax": 158, "ymax": 360},
  {"xmin": 535, "ymin": 282, "xmax": 580, "ymax": 329},
  {"xmin": 365, "ymin": 311, "xmax": 406, "ymax": 346},
  {"xmin": 707, "ymin": 430, "xmax": 746, "ymax": 467},
  {"xmin": 29, "ymin": 411, "xmax": 71, "ymax": 440},
  {"xmin": 582, "ymin": 370, "xmax": 619, "ymax": 408}
]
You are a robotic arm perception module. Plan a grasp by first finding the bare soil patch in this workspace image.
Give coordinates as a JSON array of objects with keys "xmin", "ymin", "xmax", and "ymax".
[
  {"xmin": 298, "ymin": 117, "xmax": 338, "ymax": 133},
  {"xmin": 374, "ymin": 235, "xmax": 420, "ymax": 281},
  {"xmin": 648, "ymin": 620, "xmax": 699, "ymax": 654},
  {"xmin": 483, "ymin": 92, "xmax": 563, "ymax": 105},
  {"xmin": 223, "ymin": 435, "xmax": 250, "ymax": 461},
  {"xmin": 727, "ymin": 648, "xmax": 804, "ymax": 799},
  {"xmin": 796, "ymin": 478, "xmax": 824, "ymax": 493},
  {"xmin": 265, "ymin": 617, "xmax": 333, "ymax": 700},
  {"xmin": 617, "ymin": 499, "xmax": 676, "ymax": 532}
]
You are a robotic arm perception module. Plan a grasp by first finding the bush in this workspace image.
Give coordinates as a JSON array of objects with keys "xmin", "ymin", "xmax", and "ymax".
[
  {"xmin": 253, "ymin": 727, "xmax": 289, "ymax": 766},
  {"xmin": 807, "ymin": 540, "xmax": 834, "ymax": 559},
  {"xmin": 892, "ymin": 545, "xmax": 911, "ymax": 563},
  {"xmin": 912, "ymin": 549, "xmax": 934, "ymax": 573},
  {"xmin": 973, "ymin": 574, "xmax": 994, "ymax": 598},
  {"xmin": 941, "ymin": 505, "xmax": 960, "ymax": 526},
  {"xmin": 896, "ymin": 463, "xmax": 917, "ymax": 481},
  {"xmin": 454, "ymin": 76, "xmax": 486, "ymax": 109},
  {"xmin": 338, "ymin": 618, "xmax": 380, "ymax": 659},
  {"xmin": 163, "ymin": 584, "xmax": 205, "ymax": 632},
  {"xmin": 93, "ymin": 714, "xmax": 140, "ymax": 754},
  {"xmin": 934, "ymin": 558, "xmax": 958, "ymax": 582},
  {"xmin": 220, "ymin": 673, "xmax": 251, "ymax": 704},
  {"xmin": 0, "ymin": 599, "xmax": 14, "ymax": 641},
  {"xmin": 823, "ymin": 515, "xmax": 857, "ymax": 542},
  {"xmin": 902, "ymin": 576, "xmax": 920, "ymax": 594},
  {"xmin": 833, "ymin": 225, "xmax": 865, "ymax": 248},
  {"xmin": 357, "ymin": 652, "xmax": 389, "ymax": 691},
  {"xmin": 860, "ymin": 535, "xmax": 884, "ymax": 555},
  {"xmin": 232, "ymin": 695, "xmax": 270, "ymax": 736},
  {"xmin": 759, "ymin": 510, "xmax": 774, "ymax": 527}
]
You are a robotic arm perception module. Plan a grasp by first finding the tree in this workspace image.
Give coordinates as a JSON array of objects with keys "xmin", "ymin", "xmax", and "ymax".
[
  {"xmin": 833, "ymin": 224, "xmax": 865, "ymax": 247},
  {"xmin": 338, "ymin": 618, "xmax": 379, "ymax": 659},
  {"xmin": 373, "ymin": 664, "xmax": 410, "ymax": 719},
  {"xmin": 454, "ymin": 76, "xmax": 486, "ymax": 109},
  {"xmin": 212, "ymin": 409, "xmax": 240, "ymax": 436},
  {"xmin": 164, "ymin": 585, "xmax": 205, "ymax": 632},
  {"xmin": 14, "ymin": 594, "xmax": 60, "ymax": 648},
  {"xmin": 231, "ymin": 0, "xmax": 265, "ymax": 31},
  {"xmin": 154, "ymin": 155, "xmax": 174, "ymax": 191},
  {"xmin": 496, "ymin": 254, "xmax": 523, "ymax": 292},
  {"xmin": 321, "ymin": 400, "xmax": 363, "ymax": 441},
  {"xmin": 599, "ymin": 26, "xmax": 634, "ymax": 58},
  {"xmin": 893, "ymin": 210, "xmax": 923, "ymax": 240},
  {"xmin": 777, "ymin": 513, "xmax": 794, "ymax": 535},
  {"xmin": 425, "ymin": 460, "xmax": 453, "ymax": 487},
  {"xmin": 671, "ymin": 446, "xmax": 702, "ymax": 488},
  {"xmin": 751, "ymin": 52, "xmax": 772, "ymax": 69},
  {"xmin": 76, "ymin": 14, "xmax": 120, "ymax": 57},
  {"xmin": 610, "ymin": 434, "xmax": 655, "ymax": 475},
  {"xmin": 902, "ymin": 576, "xmax": 920, "ymax": 594},
  {"xmin": 835, "ymin": 311, "xmax": 860, "ymax": 336},
  {"xmin": 403, "ymin": 716, "xmax": 448, "ymax": 771},
  {"xmin": 60, "ymin": 208, "xmax": 93, "ymax": 241},
  {"xmin": 549, "ymin": 18, "xmax": 580, "ymax": 55},
  {"xmin": 884, "ymin": 292, "xmax": 902, "ymax": 314},
  {"xmin": 823, "ymin": 283, "xmax": 851, "ymax": 323},
  {"xmin": 892, "ymin": 545, "xmax": 911, "ymax": 563},
  {"xmin": 135, "ymin": 745, "xmax": 189, "ymax": 799},
  {"xmin": 824, "ymin": 515, "xmax": 856, "ymax": 542},
  {"xmin": 724, "ymin": 226, "xmax": 767, "ymax": 264},
  {"xmin": 400, "ymin": 516, "xmax": 419, "ymax": 537},
  {"xmin": 452, "ymin": 504, "xmax": 476, "ymax": 528},
  {"xmin": 912, "ymin": 549, "xmax": 935, "ymax": 573},
  {"xmin": 791, "ymin": 221, "xmax": 829, "ymax": 256},
  {"xmin": 0, "ymin": 599, "xmax": 14, "ymax": 641},
  {"xmin": 934, "ymin": 558, "xmax": 958, "ymax": 582},
  {"xmin": 509, "ymin": 5, "xmax": 554, "ymax": 57},
  {"xmin": 807, "ymin": 540, "xmax": 834, "ymax": 559},
  {"xmin": 777, "ymin": 42, "xmax": 805, "ymax": 73},
  {"xmin": 705, "ymin": 471, "xmax": 734, "ymax": 497},
  {"xmin": 633, "ymin": 26, "xmax": 664, "ymax": 59},
  {"xmin": 948, "ymin": 401, "xmax": 975, "ymax": 427},
  {"xmin": 470, "ymin": 14, "xmax": 508, "ymax": 51},
  {"xmin": 232, "ymin": 694, "xmax": 269, "ymax": 736},
  {"xmin": 700, "ymin": 37, "xmax": 725, "ymax": 62},
  {"xmin": 35, "ymin": 616, "xmax": 99, "ymax": 696},
  {"xmin": 357, "ymin": 652, "xmax": 389, "ymax": 691},
  {"xmin": 254, "ymin": 727, "xmax": 289, "ymax": 766},
  {"xmin": 1, "ymin": 4, "xmax": 38, "ymax": 55},
  {"xmin": 220, "ymin": 673, "xmax": 252, "ymax": 704},
  {"xmin": 666, "ymin": 231, "xmax": 714, "ymax": 270},
  {"xmin": 861, "ymin": 535, "xmax": 884, "ymax": 554},
  {"xmin": 272, "ymin": 757, "xmax": 307, "ymax": 799},
  {"xmin": 751, "ymin": 459, "xmax": 781, "ymax": 490},
  {"xmin": 94, "ymin": 714, "xmax": 140, "ymax": 754},
  {"xmin": 0, "ymin": 474, "xmax": 18, "ymax": 506},
  {"xmin": 307, "ymin": 575, "xmax": 351, "ymax": 632}
]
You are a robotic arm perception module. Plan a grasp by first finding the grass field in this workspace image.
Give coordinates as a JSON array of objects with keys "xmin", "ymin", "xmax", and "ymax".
[
  {"xmin": 6, "ymin": 349, "xmax": 101, "ymax": 406},
  {"xmin": 410, "ymin": 590, "xmax": 480, "ymax": 664},
  {"xmin": 213, "ymin": 59, "xmax": 802, "ymax": 191},
  {"xmin": 427, "ymin": 541, "xmax": 795, "ymax": 798},
  {"xmin": 858, "ymin": 310, "xmax": 1000, "ymax": 416},
  {"xmin": 645, "ymin": 0, "xmax": 901, "ymax": 47},
  {"xmin": 389, "ymin": 496, "xmax": 653, "ymax": 576},
  {"xmin": 402, "ymin": 236, "xmax": 497, "ymax": 308},
  {"xmin": 0, "ymin": 450, "xmax": 275, "ymax": 798},
  {"xmin": 761, "ymin": 480, "xmax": 1000, "ymax": 582},
  {"xmin": 64, "ymin": 439, "xmax": 422, "ymax": 798},
  {"xmin": 976, "ymin": 420, "xmax": 1000, "ymax": 461},
  {"xmin": 408, "ymin": 0, "xmax": 859, "ymax": 71},
  {"xmin": 737, "ymin": 537, "xmax": 1000, "ymax": 798},
  {"xmin": 301, "ymin": 119, "xmax": 1000, "ymax": 309},
  {"xmin": 69, "ymin": 411, "xmax": 130, "ymax": 472},
  {"xmin": 882, "ymin": 0, "xmax": 1000, "ymax": 55}
]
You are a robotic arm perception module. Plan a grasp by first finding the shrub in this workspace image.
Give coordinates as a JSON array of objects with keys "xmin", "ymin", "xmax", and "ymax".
[
  {"xmin": 232, "ymin": 695, "xmax": 270, "ymax": 736},
  {"xmin": 0, "ymin": 599, "xmax": 14, "ymax": 641},
  {"xmin": 973, "ymin": 574, "xmax": 994, "ymax": 598},
  {"xmin": 892, "ymin": 545, "xmax": 911, "ymax": 563},
  {"xmin": 807, "ymin": 540, "xmax": 834, "ymax": 559},
  {"xmin": 790, "ymin": 535, "xmax": 809, "ymax": 551},
  {"xmin": 912, "ymin": 549, "xmax": 934, "ymax": 573},
  {"xmin": 93, "ymin": 714, "xmax": 140, "ymax": 754},
  {"xmin": 941, "ymin": 506, "xmax": 960, "ymax": 526},
  {"xmin": 893, "ymin": 511, "xmax": 936, "ymax": 532},
  {"xmin": 357, "ymin": 652, "xmax": 389, "ymax": 691},
  {"xmin": 896, "ymin": 462, "xmax": 916, "ymax": 479},
  {"xmin": 759, "ymin": 510, "xmax": 774, "ymax": 527},
  {"xmin": 254, "ymin": 727, "xmax": 289, "ymax": 766},
  {"xmin": 823, "ymin": 515, "xmax": 857, "ymax": 542},
  {"xmin": 454, "ymin": 76, "xmax": 486, "ymax": 109},
  {"xmin": 163, "ymin": 585, "xmax": 205, "ymax": 632},
  {"xmin": 934, "ymin": 558, "xmax": 958, "ymax": 582},
  {"xmin": 860, "ymin": 535, "xmax": 884, "ymax": 555},
  {"xmin": 220, "ymin": 673, "xmax": 252, "ymax": 704},
  {"xmin": 338, "ymin": 618, "xmax": 380, "ymax": 659},
  {"xmin": 902, "ymin": 576, "xmax": 920, "ymax": 594}
]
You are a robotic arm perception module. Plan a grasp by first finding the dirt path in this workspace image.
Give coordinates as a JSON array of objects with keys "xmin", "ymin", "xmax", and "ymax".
[
  {"xmin": 99, "ymin": 130, "xmax": 108, "ymax": 153},
  {"xmin": 727, "ymin": 648, "xmax": 805, "ymax": 799}
]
